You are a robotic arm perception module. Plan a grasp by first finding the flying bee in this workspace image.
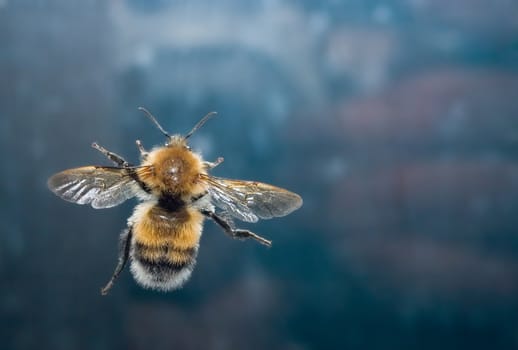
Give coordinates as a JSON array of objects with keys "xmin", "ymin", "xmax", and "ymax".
[{"xmin": 47, "ymin": 108, "xmax": 303, "ymax": 295}]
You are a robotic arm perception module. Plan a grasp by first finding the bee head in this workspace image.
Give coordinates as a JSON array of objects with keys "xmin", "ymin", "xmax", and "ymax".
[{"xmin": 166, "ymin": 134, "xmax": 189, "ymax": 148}]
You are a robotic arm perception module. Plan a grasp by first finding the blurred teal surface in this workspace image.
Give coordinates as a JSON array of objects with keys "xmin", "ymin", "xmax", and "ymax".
[{"xmin": 1, "ymin": 1, "xmax": 517, "ymax": 349}]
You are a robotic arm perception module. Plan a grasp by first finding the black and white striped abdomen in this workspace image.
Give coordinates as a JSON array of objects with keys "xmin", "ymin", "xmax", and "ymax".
[{"xmin": 129, "ymin": 242, "xmax": 198, "ymax": 291}]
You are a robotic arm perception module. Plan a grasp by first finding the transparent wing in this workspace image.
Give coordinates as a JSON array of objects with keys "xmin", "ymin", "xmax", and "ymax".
[
  {"xmin": 48, "ymin": 166, "xmax": 141, "ymax": 209},
  {"xmin": 201, "ymin": 175, "xmax": 303, "ymax": 223}
]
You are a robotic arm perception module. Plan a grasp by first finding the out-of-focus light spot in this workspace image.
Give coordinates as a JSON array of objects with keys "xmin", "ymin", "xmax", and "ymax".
[
  {"xmin": 267, "ymin": 91, "xmax": 289, "ymax": 125},
  {"xmin": 185, "ymin": 86, "xmax": 204, "ymax": 107},
  {"xmin": 440, "ymin": 100, "xmax": 468, "ymax": 137},
  {"xmin": 431, "ymin": 30, "xmax": 464, "ymax": 53},
  {"xmin": 325, "ymin": 156, "xmax": 348, "ymax": 182},
  {"xmin": 470, "ymin": 196, "xmax": 490, "ymax": 215},
  {"xmin": 263, "ymin": 0, "xmax": 280, "ymax": 10},
  {"xmin": 133, "ymin": 45, "xmax": 155, "ymax": 67},
  {"xmin": 308, "ymin": 11, "xmax": 330, "ymax": 36},
  {"xmin": 408, "ymin": 0, "xmax": 428, "ymax": 9},
  {"xmin": 250, "ymin": 124, "xmax": 270, "ymax": 154},
  {"xmin": 325, "ymin": 29, "xmax": 396, "ymax": 92},
  {"xmin": 372, "ymin": 5, "xmax": 393, "ymax": 24}
]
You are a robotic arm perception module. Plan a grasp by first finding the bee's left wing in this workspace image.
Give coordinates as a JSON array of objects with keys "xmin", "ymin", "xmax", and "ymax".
[
  {"xmin": 200, "ymin": 174, "xmax": 303, "ymax": 223},
  {"xmin": 48, "ymin": 166, "xmax": 144, "ymax": 209}
]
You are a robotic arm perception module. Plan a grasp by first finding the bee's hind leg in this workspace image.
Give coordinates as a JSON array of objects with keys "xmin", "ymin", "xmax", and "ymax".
[
  {"xmin": 101, "ymin": 227, "xmax": 133, "ymax": 296},
  {"xmin": 201, "ymin": 210, "xmax": 272, "ymax": 247},
  {"xmin": 92, "ymin": 142, "xmax": 132, "ymax": 168}
]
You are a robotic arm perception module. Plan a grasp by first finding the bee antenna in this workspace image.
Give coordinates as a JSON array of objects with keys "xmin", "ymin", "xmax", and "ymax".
[
  {"xmin": 185, "ymin": 111, "xmax": 217, "ymax": 139},
  {"xmin": 138, "ymin": 107, "xmax": 170, "ymax": 139}
]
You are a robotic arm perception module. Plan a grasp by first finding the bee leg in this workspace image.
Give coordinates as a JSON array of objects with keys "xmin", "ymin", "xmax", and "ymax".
[
  {"xmin": 135, "ymin": 140, "xmax": 149, "ymax": 161},
  {"xmin": 203, "ymin": 157, "xmax": 224, "ymax": 170},
  {"xmin": 201, "ymin": 210, "xmax": 272, "ymax": 247},
  {"xmin": 101, "ymin": 227, "xmax": 133, "ymax": 295},
  {"xmin": 92, "ymin": 142, "xmax": 132, "ymax": 168}
]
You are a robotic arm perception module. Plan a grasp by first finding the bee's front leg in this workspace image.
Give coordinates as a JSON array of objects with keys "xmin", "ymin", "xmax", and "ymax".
[
  {"xmin": 92, "ymin": 142, "xmax": 132, "ymax": 168},
  {"xmin": 135, "ymin": 140, "xmax": 149, "ymax": 161},
  {"xmin": 203, "ymin": 157, "xmax": 224, "ymax": 170}
]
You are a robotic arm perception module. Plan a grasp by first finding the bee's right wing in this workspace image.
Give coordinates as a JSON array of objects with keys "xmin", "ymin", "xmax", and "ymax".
[
  {"xmin": 48, "ymin": 166, "xmax": 144, "ymax": 209},
  {"xmin": 201, "ymin": 175, "xmax": 303, "ymax": 223}
]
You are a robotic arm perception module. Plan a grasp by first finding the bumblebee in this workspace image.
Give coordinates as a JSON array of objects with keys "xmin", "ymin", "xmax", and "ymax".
[{"xmin": 48, "ymin": 108, "xmax": 303, "ymax": 295}]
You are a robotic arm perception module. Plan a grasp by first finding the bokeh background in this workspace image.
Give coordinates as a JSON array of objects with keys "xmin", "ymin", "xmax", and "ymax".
[{"xmin": 1, "ymin": 0, "xmax": 518, "ymax": 349}]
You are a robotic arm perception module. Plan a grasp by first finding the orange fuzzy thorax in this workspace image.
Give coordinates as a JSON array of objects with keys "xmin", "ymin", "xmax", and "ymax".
[{"xmin": 137, "ymin": 139, "xmax": 206, "ymax": 198}]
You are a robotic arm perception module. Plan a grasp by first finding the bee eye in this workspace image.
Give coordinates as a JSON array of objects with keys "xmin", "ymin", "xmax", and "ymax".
[{"xmin": 185, "ymin": 145, "xmax": 191, "ymax": 151}]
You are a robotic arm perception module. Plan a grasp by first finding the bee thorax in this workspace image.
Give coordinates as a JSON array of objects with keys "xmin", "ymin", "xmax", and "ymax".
[{"xmin": 143, "ymin": 145, "xmax": 205, "ymax": 195}]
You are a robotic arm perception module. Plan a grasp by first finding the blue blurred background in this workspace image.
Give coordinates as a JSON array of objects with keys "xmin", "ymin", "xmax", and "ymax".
[{"xmin": 1, "ymin": 0, "xmax": 518, "ymax": 349}]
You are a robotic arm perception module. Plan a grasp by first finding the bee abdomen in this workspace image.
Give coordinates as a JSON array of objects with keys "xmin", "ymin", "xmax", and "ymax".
[{"xmin": 130, "ymin": 243, "xmax": 198, "ymax": 291}]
